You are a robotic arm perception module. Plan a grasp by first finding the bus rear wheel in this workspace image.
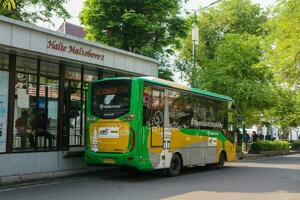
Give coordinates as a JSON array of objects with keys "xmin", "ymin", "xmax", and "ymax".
[
  {"xmin": 216, "ymin": 152, "xmax": 225, "ymax": 169},
  {"xmin": 205, "ymin": 152, "xmax": 226, "ymax": 170},
  {"xmin": 167, "ymin": 154, "xmax": 182, "ymax": 177}
]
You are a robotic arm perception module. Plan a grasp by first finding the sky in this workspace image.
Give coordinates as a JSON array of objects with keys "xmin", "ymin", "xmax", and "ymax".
[{"xmin": 37, "ymin": 0, "xmax": 276, "ymax": 30}]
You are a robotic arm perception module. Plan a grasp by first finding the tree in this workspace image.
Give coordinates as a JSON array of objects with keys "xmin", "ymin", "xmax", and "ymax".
[
  {"xmin": 80, "ymin": 0, "xmax": 187, "ymax": 58},
  {"xmin": 260, "ymin": 0, "xmax": 300, "ymax": 132},
  {"xmin": 263, "ymin": 0, "xmax": 300, "ymax": 88},
  {"xmin": 157, "ymin": 53, "xmax": 174, "ymax": 81},
  {"xmin": 177, "ymin": 0, "xmax": 272, "ymax": 124},
  {"xmin": 0, "ymin": 0, "xmax": 70, "ymax": 24},
  {"xmin": 178, "ymin": 0, "xmax": 268, "ymax": 84},
  {"xmin": 265, "ymin": 89, "xmax": 300, "ymax": 138},
  {"xmin": 1, "ymin": 0, "xmax": 16, "ymax": 11},
  {"xmin": 199, "ymin": 34, "xmax": 276, "ymax": 124}
]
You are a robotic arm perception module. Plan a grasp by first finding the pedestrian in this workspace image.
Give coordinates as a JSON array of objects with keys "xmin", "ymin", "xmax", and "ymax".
[
  {"xmin": 258, "ymin": 133, "xmax": 265, "ymax": 140},
  {"xmin": 246, "ymin": 132, "xmax": 251, "ymax": 143},
  {"xmin": 265, "ymin": 134, "xmax": 271, "ymax": 140},
  {"xmin": 236, "ymin": 129, "xmax": 242, "ymax": 146},
  {"xmin": 15, "ymin": 111, "xmax": 34, "ymax": 149},
  {"xmin": 245, "ymin": 132, "xmax": 251, "ymax": 151},
  {"xmin": 36, "ymin": 111, "xmax": 55, "ymax": 148},
  {"xmin": 252, "ymin": 131, "xmax": 258, "ymax": 142}
]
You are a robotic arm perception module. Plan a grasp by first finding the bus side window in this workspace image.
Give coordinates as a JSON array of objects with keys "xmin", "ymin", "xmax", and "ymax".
[
  {"xmin": 168, "ymin": 90, "xmax": 183, "ymax": 128},
  {"xmin": 143, "ymin": 85, "xmax": 152, "ymax": 126},
  {"xmin": 143, "ymin": 85, "xmax": 164, "ymax": 127}
]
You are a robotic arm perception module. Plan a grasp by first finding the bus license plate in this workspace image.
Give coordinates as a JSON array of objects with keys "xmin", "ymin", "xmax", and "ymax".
[{"xmin": 103, "ymin": 158, "xmax": 115, "ymax": 164}]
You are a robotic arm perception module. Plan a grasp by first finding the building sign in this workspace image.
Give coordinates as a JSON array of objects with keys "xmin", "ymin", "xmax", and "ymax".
[
  {"xmin": 0, "ymin": 71, "xmax": 9, "ymax": 152},
  {"xmin": 47, "ymin": 40, "xmax": 104, "ymax": 61}
]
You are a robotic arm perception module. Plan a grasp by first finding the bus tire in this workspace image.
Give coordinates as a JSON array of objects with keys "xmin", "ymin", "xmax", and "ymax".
[
  {"xmin": 167, "ymin": 154, "xmax": 182, "ymax": 177},
  {"xmin": 216, "ymin": 152, "xmax": 226, "ymax": 169}
]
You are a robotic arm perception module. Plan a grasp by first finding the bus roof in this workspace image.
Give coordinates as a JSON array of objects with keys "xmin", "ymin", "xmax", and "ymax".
[{"xmin": 92, "ymin": 76, "xmax": 233, "ymax": 102}]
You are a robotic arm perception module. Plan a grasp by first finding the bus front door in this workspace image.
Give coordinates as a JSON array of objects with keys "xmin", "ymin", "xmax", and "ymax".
[{"xmin": 147, "ymin": 88, "xmax": 172, "ymax": 169}]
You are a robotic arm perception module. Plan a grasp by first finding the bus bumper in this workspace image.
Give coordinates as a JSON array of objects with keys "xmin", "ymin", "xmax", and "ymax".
[{"xmin": 85, "ymin": 150, "xmax": 137, "ymax": 168}]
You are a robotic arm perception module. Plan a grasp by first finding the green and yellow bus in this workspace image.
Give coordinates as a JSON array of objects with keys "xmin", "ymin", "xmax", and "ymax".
[{"xmin": 85, "ymin": 77, "xmax": 237, "ymax": 176}]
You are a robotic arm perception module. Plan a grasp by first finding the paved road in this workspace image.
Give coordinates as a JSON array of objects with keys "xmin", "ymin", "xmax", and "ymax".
[{"xmin": 0, "ymin": 154, "xmax": 300, "ymax": 200}]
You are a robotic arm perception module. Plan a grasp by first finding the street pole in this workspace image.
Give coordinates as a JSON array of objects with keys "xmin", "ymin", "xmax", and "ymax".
[
  {"xmin": 191, "ymin": 21, "xmax": 198, "ymax": 87},
  {"xmin": 190, "ymin": 0, "xmax": 221, "ymax": 87}
]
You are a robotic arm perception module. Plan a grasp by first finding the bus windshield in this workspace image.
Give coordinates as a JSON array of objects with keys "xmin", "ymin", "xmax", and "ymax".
[{"xmin": 91, "ymin": 80, "xmax": 131, "ymax": 119}]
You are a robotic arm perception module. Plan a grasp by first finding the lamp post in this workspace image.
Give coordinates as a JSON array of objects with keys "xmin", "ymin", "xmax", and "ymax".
[
  {"xmin": 191, "ymin": 0, "xmax": 221, "ymax": 87},
  {"xmin": 191, "ymin": 22, "xmax": 199, "ymax": 87}
]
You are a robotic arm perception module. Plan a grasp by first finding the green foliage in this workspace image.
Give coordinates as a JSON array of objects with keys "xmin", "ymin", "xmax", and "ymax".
[
  {"xmin": 180, "ymin": 0, "xmax": 267, "ymax": 62},
  {"xmin": 200, "ymin": 34, "xmax": 276, "ymax": 123},
  {"xmin": 158, "ymin": 67, "xmax": 174, "ymax": 81},
  {"xmin": 80, "ymin": 0, "xmax": 187, "ymax": 58},
  {"xmin": 177, "ymin": 0, "xmax": 272, "ymax": 124},
  {"xmin": 265, "ymin": 89, "xmax": 300, "ymax": 128},
  {"xmin": 250, "ymin": 140, "xmax": 289, "ymax": 153},
  {"xmin": 236, "ymin": 145, "xmax": 242, "ymax": 153},
  {"xmin": 157, "ymin": 53, "xmax": 175, "ymax": 81},
  {"xmin": 0, "ymin": 0, "xmax": 70, "ymax": 24},
  {"xmin": 262, "ymin": 0, "xmax": 300, "ymax": 87},
  {"xmin": 2, "ymin": 0, "xmax": 16, "ymax": 10},
  {"xmin": 261, "ymin": 0, "xmax": 300, "ymax": 128},
  {"xmin": 291, "ymin": 141, "xmax": 300, "ymax": 150}
]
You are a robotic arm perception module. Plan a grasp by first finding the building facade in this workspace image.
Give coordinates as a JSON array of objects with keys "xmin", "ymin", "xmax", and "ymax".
[{"xmin": 0, "ymin": 16, "xmax": 158, "ymax": 179}]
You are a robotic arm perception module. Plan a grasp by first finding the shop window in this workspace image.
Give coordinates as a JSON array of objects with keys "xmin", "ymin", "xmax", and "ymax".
[
  {"xmin": 13, "ymin": 57, "xmax": 59, "ymax": 151},
  {"xmin": 0, "ymin": 52, "xmax": 8, "ymax": 70},
  {"xmin": 16, "ymin": 56, "xmax": 37, "ymax": 74},
  {"xmin": 38, "ymin": 76, "xmax": 59, "ymax": 150},
  {"xmin": 65, "ymin": 66, "xmax": 81, "ymax": 81},
  {"xmin": 13, "ymin": 68, "xmax": 38, "ymax": 151},
  {"xmin": 41, "ymin": 61, "xmax": 59, "ymax": 78},
  {"xmin": 0, "ymin": 52, "xmax": 9, "ymax": 152},
  {"xmin": 84, "ymin": 69, "xmax": 98, "ymax": 82}
]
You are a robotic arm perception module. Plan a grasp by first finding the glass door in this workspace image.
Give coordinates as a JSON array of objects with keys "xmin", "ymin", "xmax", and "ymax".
[
  {"xmin": 63, "ymin": 66, "xmax": 97, "ymax": 149},
  {"xmin": 64, "ymin": 80, "xmax": 84, "ymax": 147}
]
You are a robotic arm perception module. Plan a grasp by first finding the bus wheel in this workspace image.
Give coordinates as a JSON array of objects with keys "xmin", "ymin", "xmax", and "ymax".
[
  {"xmin": 216, "ymin": 152, "xmax": 225, "ymax": 169},
  {"xmin": 167, "ymin": 154, "xmax": 182, "ymax": 177}
]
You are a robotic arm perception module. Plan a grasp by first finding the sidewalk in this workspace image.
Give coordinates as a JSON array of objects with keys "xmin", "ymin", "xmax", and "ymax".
[
  {"xmin": 237, "ymin": 150, "xmax": 300, "ymax": 161},
  {"xmin": 0, "ymin": 166, "xmax": 110, "ymax": 186}
]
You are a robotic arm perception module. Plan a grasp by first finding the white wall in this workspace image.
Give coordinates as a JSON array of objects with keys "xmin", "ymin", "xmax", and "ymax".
[{"xmin": 0, "ymin": 151, "xmax": 86, "ymax": 177}]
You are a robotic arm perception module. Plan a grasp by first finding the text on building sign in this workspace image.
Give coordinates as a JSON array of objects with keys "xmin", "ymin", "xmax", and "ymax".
[{"xmin": 47, "ymin": 40, "xmax": 104, "ymax": 61}]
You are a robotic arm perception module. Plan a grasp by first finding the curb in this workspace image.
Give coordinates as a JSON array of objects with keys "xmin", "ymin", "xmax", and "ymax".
[
  {"xmin": 0, "ymin": 167, "xmax": 105, "ymax": 186},
  {"xmin": 237, "ymin": 150, "xmax": 300, "ymax": 161}
]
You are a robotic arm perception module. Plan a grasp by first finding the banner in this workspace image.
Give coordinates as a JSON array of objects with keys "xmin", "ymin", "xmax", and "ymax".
[{"xmin": 0, "ymin": 71, "xmax": 9, "ymax": 152}]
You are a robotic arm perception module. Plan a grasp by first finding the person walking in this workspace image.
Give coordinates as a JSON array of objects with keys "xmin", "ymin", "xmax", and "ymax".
[{"xmin": 252, "ymin": 131, "xmax": 258, "ymax": 142}]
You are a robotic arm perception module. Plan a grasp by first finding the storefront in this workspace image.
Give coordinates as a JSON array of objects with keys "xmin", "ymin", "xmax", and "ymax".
[{"xmin": 0, "ymin": 15, "xmax": 158, "ymax": 179}]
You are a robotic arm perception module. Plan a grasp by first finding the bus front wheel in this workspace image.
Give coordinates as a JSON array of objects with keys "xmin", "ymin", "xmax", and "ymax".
[{"xmin": 167, "ymin": 154, "xmax": 182, "ymax": 177}]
